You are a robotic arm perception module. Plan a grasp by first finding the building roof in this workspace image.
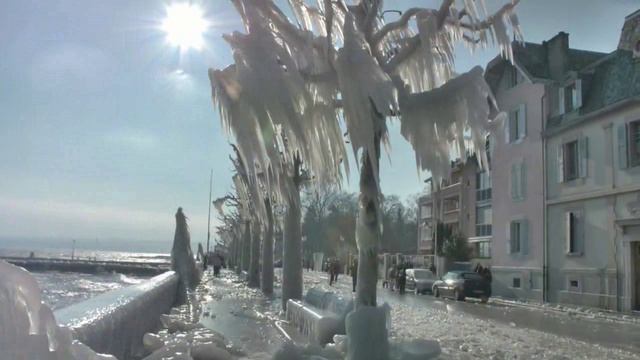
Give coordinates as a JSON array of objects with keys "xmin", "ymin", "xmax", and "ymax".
[
  {"xmin": 581, "ymin": 50, "xmax": 640, "ymax": 114},
  {"xmin": 485, "ymin": 39, "xmax": 608, "ymax": 90}
]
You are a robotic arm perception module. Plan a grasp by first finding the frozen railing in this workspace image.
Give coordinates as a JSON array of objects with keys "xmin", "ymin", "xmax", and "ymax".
[
  {"xmin": 285, "ymin": 299, "xmax": 341, "ymax": 345},
  {"xmin": 304, "ymin": 288, "xmax": 354, "ymax": 334},
  {"xmin": 55, "ymin": 271, "xmax": 179, "ymax": 359}
]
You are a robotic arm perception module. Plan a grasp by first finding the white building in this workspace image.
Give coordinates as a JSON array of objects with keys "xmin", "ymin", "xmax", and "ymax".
[
  {"xmin": 545, "ymin": 10, "xmax": 640, "ymax": 311},
  {"xmin": 485, "ymin": 32, "xmax": 607, "ymax": 302}
]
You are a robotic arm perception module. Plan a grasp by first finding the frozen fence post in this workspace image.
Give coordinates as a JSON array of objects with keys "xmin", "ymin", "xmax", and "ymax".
[{"xmin": 171, "ymin": 207, "xmax": 200, "ymax": 303}]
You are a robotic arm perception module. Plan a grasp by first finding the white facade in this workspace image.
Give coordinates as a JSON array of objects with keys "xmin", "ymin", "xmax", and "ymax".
[{"xmin": 546, "ymin": 103, "xmax": 640, "ymax": 311}]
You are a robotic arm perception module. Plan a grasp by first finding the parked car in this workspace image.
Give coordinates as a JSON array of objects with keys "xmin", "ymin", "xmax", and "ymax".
[
  {"xmin": 432, "ymin": 271, "xmax": 491, "ymax": 302},
  {"xmin": 405, "ymin": 268, "xmax": 437, "ymax": 295}
]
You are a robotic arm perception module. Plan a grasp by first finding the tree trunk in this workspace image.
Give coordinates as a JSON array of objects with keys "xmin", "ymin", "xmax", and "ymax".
[
  {"xmin": 354, "ymin": 149, "xmax": 380, "ymax": 307},
  {"xmin": 261, "ymin": 198, "xmax": 274, "ymax": 295},
  {"xmin": 241, "ymin": 221, "xmax": 251, "ymax": 273},
  {"xmin": 347, "ymin": 131, "xmax": 389, "ymax": 360},
  {"xmin": 248, "ymin": 220, "xmax": 261, "ymax": 288},
  {"xmin": 282, "ymin": 190, "xmax": 303, "ymax": 309}
]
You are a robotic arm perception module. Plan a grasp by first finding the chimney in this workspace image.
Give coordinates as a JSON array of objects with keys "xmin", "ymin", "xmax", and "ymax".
[
  {"xmin": 543, "ymin": 32, "xmax": 570, "ymax": 81},
  {"xmin": 618, "ymin": 9, "xmax": 640, "ymax": 57}
]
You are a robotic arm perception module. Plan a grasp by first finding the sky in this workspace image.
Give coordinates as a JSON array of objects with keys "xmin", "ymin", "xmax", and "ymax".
[{"xmin": 0, "ymin": 0, "xmax": 637, "ymax": 252}]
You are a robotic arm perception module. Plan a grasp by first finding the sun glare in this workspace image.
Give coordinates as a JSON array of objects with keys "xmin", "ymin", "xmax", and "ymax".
[{"xmin": 162, "ymin": 3, "xmax": 208, "ymax": 51}]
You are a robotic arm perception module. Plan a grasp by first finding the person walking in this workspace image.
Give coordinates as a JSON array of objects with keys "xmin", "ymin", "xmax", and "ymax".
[
  {"xmin": 398, "ymin": 265, "xmax": 407, "ymax": 295},
  {"xmin": 328, "ymin": 259, "xmax": 335, "ymax": 286},
  {"xmin": 350, "ymin": 259, "xmax": 358, "ymax": 292},
  {"xmin": 387, "ymin": 266, "xmax": 397, "ymax": 291}
]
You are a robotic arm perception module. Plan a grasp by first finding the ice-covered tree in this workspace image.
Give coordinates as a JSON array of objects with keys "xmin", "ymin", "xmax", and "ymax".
[{"xmin": 209, "ymin": 1, "xmax": 520, "ymax": 358}]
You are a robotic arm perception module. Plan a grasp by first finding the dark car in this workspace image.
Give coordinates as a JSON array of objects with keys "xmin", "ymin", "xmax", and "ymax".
[
  {"xmin": 432, "ymin": 271, "xmax": 491, "ymax": 302},
  {"xmin": 405, "ymin": 268, "xmax": 437, "ymax": 295}
]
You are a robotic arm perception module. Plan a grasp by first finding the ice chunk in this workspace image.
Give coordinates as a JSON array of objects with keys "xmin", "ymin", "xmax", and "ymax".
[
  {"xmin": 345, "ymin": 305, "xmax": 390, "ymax": 360},
  {"xmin": 0, "ymin": 260, "xmax": 118, "ymax": 360}
]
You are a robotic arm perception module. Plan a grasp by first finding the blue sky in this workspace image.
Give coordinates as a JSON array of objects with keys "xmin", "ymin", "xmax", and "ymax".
[{"xmin": 0, "ymin": 0, "xmax": 637, "ymax": 251}]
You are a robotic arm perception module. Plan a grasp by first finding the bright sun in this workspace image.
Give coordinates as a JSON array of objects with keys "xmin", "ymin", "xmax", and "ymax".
[{"xmin": 162, "ymin": 3, "xmax": 208, "ymax": 51}]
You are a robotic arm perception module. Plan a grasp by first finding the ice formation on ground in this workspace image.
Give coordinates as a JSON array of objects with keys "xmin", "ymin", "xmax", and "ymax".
[
  {"xmin": 297, "ymin": 269, "xmax": 640, "ymax": 360},
  {"xmin": 0, "ymin": 260, "xmax": 116, "ymax": 359}
]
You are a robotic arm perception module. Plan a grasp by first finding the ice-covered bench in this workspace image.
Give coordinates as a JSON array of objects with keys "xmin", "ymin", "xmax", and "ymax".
[{"xmin": 285, "ymin": 287, "xmax": 354, "ymax": 345}]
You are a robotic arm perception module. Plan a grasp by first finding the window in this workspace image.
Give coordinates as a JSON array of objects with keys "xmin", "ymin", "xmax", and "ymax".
[
  {"xmin": 508, "ymin": 219, "xmax": 528, "ymax": 254},
  {"xmin": 565, "ymin": 210, "xmax": 584, "ymax": 255},
  {"xmin": 510, "ymin": 162, "xmax": 526, "ymax": 200},
  {"xmin": 568, "ymin": 279, "xmax": 581, "ymax": 292},
  {"xmin": 557, "ymin": 137, "xmax": 588, "ymax": 182},
  {"xmin": 476, "ymin": 205, "xmax": 492, "ymax": 237},
  {"xmin": 512, "ymin": 277, "xmax": 521, "ymax": 288},
  {"xmin": 478, "ymin": 241, "xmax": 491, "ymax": 258},
  {"xmin": 476, "ymin": 171, "xmax": 492, "ymax": 202},
  {"xmin": 619, "ymin": 120, "xmax": 640, "ymax": 168},
  {"xmin": 420, "ymin": 205, "xmax": 432, "ymax": 219},
  {"xmin": 564, "ymin": 140, "xmax": 579, "ymax": 181},
  {"xmin": 443, "ymin": 197, "xmax": 459, "ymax": 212},
  {"xmin": 506, "ymin": 104, "xmax": 526, "ymax": 143},
  {"xmin": 421, "ymin": 225, "xmax": 432, "ymax": 242},
  {"xmin": 510, "ymin": 65, "xmax": 522, "ymax": 87},
  {"xmin": 630, "ymin": 121, "xmax": 640, "ymax": 166},
  {"xmin": 558, "ymin": 80, "xmax": 582, "ymax": 114}
]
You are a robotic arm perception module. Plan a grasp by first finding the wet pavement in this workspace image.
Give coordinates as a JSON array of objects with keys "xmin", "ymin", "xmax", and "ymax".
[{"xmin": 198, "ymin": 272, "xmax": 287, "ymax": 356}]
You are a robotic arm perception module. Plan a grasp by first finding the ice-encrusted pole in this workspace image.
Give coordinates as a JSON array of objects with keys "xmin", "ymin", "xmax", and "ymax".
[
  {"xmin": 248, "ymin": 218, "xmax": 261, "ymax": 288},
  {"xmin": 171, "ymin": 207, "xmax": 200, "ymax": 303},
  {"xmin": 282, "ymin": 158, "xmax": 304, "ymax": 309},
  {"xmin": 261, "ymin": 197, "xmax": 274, "ymax": 295}
]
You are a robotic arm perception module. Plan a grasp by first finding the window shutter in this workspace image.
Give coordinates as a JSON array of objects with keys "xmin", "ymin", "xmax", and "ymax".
[
  {"xmin": 574, "ymin": 79, "xmax": 583, "ymax": 109},
  {"xmin": 520, "ymin": 218, "xmax": 529, "ymax": 255},
  {"xmin": 511, "ymin": 164, "xmax": 517, "ymax": 199},
  {"xmin": 579, "ymin": 137, "xmax": 588, "ymax": 178},
  {"xmin": 557, "ymin": 144, "xmax": 565, "ymax": 183},
  {"xmin": 505, "ymin": 115, "xmax": 511, "ymax": 144},
  {"xmin": 520, "ymin": 162, "xmax": 527, "ymax": 200},
  {"xmin": 518, "ymin": 104, "xmax": 527, "ymax": 139},
  {"xmin": 565, "ymin": 212, "xmax": 572, "ymax": 253},
  {"xmin": 506, "ymin": 222, "xmax": 512, "ymax": 254},
  {"xmin": 618, "ymin": 123, "xmax": 629, "ymax": 169},
  {"xmin": 577, "ymin": 211, "xmax": 585, "ymax": 254},
  {"xmin": 558, "ymin": 87, "xmax": 565, "ymax": 115}
]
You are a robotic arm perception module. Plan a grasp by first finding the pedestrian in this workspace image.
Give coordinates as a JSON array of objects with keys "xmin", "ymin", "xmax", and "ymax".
[
  {"xmin": 212, "ymin": 253, "xmax": 222, "ymax": 277},
  {"xmin": 350, "ymin": 258, "xmax": 358, "ymax": 292},
  {"xmin": 328, "ymin": 259, "xmax": 335, "ymax": 286},
  {"xmin": 387, "ymin": 266, "xmax": 397, "ymax": 291},
  {"xmin": 398, "ymin": 265, "xmax": 407, "ymax": 295},
  {"xmin": 429, "ymin": 263, "xmax": 436, "ymax": 275},
  {"xmin": 334, "ymin": 259, "xmax": 340, "ymax": 282}
]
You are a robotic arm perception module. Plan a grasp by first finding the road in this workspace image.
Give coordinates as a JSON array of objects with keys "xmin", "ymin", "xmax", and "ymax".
[{"xmin": 301, "ymin": 270, "xmax": 640, "ymax": 359}]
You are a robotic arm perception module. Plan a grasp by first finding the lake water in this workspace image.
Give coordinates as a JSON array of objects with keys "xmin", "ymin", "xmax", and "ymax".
[{"xmin": 1, "ymin": 248, "xmax": 170, "ymax": 310}]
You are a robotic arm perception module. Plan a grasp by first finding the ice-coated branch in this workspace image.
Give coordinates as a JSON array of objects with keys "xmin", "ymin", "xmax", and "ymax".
[
  {"xmin": 363, "ymin": 0, "xmax": 383, "ymax": 38},
  {"xmin": 371, "ymin": 8, "xmax": 425, "ymax": 46},
  {"xmin": 456, "ymin": 0, "xmax": 520, "ymax": 32}
]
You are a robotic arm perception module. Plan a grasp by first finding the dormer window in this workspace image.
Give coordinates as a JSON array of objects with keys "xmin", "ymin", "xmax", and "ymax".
[{"xmin": 558, "ymin": 79, "xmax": 582, "ymax": 115}]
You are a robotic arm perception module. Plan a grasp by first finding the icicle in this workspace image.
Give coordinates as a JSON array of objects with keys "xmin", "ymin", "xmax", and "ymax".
[{"xmin": 399, "ymin": 66, "xmax": 498, "ymax": 183}]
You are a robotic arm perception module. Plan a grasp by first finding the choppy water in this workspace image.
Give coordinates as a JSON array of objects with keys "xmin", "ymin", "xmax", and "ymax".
[
  {"xmin": 32, "ymin": 271, "xmax": 147, "ymax": 310},
  {"xmin": 1, "ymin": 249, "xmax": 169, "ymax": 310}
]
